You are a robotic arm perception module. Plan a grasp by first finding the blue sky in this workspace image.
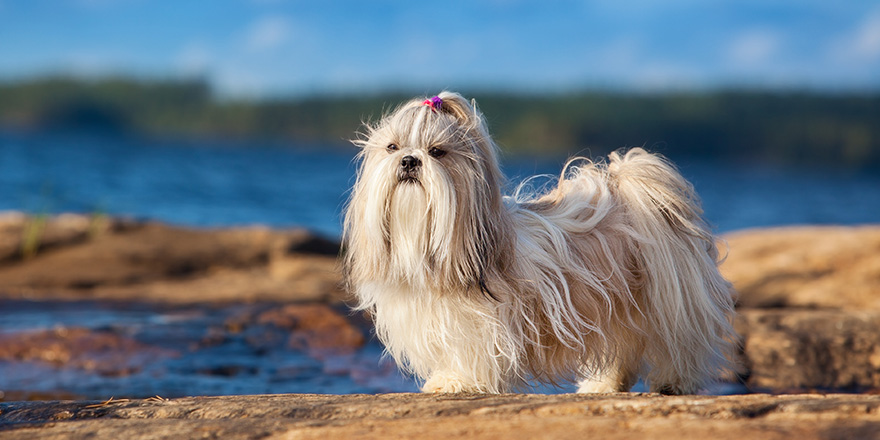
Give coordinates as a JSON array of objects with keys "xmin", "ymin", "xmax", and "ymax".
[{"xmin": 1, "ymin": 0, "xmax": 878, "ymax": 96}]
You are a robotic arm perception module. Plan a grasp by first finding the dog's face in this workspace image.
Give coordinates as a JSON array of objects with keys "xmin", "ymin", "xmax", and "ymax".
[
  {"xmin": 356, "ymin": 93, "xmax": 489, "ymax": 205},
  {"xmin": 344, "ymin": 92, "xmax": 510, "ymax": 291}
]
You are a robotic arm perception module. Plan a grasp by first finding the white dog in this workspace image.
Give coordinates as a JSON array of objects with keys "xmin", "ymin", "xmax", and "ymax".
[{"xmin": 343, "ymin": 92, "xmax": 736, "ymax": 394}]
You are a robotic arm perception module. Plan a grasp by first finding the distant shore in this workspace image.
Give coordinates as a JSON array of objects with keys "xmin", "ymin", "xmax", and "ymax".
[{"xmin": 2, "ymin": 77, "xmax": 879, "ymax": 168}]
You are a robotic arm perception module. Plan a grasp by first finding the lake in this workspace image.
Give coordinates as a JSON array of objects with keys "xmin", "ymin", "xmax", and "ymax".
[{"xmin": 2, "ymin": 130, "xmax": 879, "ymax": 238}]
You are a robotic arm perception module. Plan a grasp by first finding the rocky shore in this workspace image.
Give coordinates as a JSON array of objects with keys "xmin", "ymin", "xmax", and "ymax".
[
  {"xmin": 0, "ymin": 212, "xmax": 344, "ymax": 304},
  {"xmin": 1, "ymin": 212, "xmax": 879, "ymax": 438},
  {"xmin": 4, "ymin": 393, "xmax": 880, "ymax": 440}
]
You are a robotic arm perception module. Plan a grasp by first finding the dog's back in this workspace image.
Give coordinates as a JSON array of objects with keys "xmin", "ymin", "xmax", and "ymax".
[
  {"xmin": 508, "ymin": 148, "xmax": 737, "ymax": 394},
  {"xmin": 607, "ymin": 148, "xmax": 736, "ymax": 393}
]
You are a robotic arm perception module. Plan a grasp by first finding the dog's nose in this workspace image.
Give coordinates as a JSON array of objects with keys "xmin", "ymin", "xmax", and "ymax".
[{"xmin": 400, "ymin": 155, "xmax": 421, "ymax": 171}]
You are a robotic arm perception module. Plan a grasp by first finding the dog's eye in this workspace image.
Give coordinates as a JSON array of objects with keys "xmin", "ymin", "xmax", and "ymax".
[
  {"xmin": 386, "ymin": 144, "xmax": 399, "ymax": 153},
  {"xmin": 428, "ymin": 147, "xmax": 446, "ymax": 158}
]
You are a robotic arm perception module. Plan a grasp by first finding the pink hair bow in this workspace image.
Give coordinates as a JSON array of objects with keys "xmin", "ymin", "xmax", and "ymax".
[{"xmin": 422, "ymin": 96, "xmax": 443, "ymax": 112}]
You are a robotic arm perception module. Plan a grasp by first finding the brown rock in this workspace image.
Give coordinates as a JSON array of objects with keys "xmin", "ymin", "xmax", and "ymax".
[
  {"xmin": 0, "ymin": 327, "xmax": 176, "ymax": 376},
  {"xmin": 738, "ymin": 309, "xmax": 880, "ymax": 391},
  {"xmin": 718, "ymin": 226, "xmax": 880, "ymax": 391},
  {"xmin": 0, "ymin": 212, "xmax": 117, "ymax": 262},
  {"xmin": 0, "ymin": 213, "xmax": 345, "ymax": 304},
  {"xmin": 257, "ymin": 304, "xmax": 365, "ymax": 356},
  {"xmin": 0, "ymin": 222, "xmax": 273, "ymax": 288},
  {"xmin": 721, "ymin": 226, "xmax": 880, "ymax": 310},
  {"xmin": 2, "ymin": 393, "xmax": 879, "ymax": 440}
]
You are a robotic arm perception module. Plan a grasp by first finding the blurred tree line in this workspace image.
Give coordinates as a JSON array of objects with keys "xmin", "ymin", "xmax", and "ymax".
[{"xmin": 1, "ymin": 76, "xmax": 877, "ymax": 168}]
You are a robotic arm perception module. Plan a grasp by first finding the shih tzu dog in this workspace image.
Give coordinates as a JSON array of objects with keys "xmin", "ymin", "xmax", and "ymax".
[{"xmin": 343, "ymin": 91, "xmax": 736, "ymax": 394}]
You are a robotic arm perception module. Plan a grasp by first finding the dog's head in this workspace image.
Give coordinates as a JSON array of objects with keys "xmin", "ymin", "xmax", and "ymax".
[{"xmin": 344, "ymin": 91, "xmax": 510, "ymax": 291}]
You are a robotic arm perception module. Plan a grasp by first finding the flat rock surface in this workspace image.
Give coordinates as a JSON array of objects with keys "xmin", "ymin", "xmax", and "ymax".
[
  {"xmin": 721, "ymin": 225, "xmax": 880, "ymax": 310},
  {"xmin": 0, "ymin": 212, "xmax": 345, "ymax": 304},
  {"xmin": 3, "ymin": 393, "xmax": 880, "ymax": 440}
]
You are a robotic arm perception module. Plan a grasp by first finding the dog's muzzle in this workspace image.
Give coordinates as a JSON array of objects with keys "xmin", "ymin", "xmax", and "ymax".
[{"xmin": 398, "ymin": 155, "xmax": 421, "ymax": 182}]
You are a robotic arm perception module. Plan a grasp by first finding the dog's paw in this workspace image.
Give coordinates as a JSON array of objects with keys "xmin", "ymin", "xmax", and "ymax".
[
  {"xmin": 576, "ymin": 378, "xmax": 619, "ymax": 394},
  {"xmin": 421, "ymin": 372, "xmax": 474, "ymax": 393},
  {"xmin": 576, "ymin": 369, "xmax": 636, "ymax": 393}
]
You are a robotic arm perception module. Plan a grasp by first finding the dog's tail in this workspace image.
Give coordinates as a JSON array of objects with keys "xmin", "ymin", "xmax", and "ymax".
[{"xmin": 607, "ymin": 148, "xmax": 736, "ymax": 393}]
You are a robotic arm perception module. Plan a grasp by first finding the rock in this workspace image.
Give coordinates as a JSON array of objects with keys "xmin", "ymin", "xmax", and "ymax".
[
  {"xmin": 0, "ymin": 213, "xmax": 345, "ymax": 304},
  {"xmin": 1, "ymin": 222, "xmax": 273, "ymax": 287},
  {"xmin": 2, "ymin": 393, "xmax": 879, "ymax": 439},
  {"xmin": 0, "ymin": 212, "xmax": 117, "ymax": 262},
  {"xmin": 718, "ymin": 226, "xmax": 880, "ymax": 391},
  {"xmin": 256, "ymin": 304, "xmax": 365, "ymax": 356},
  {"xmin": 737, "ymin": 309, "xmax": 880, "ymax": 391},
  {"xmin": 0, "ymin": 212, "xmax": 30, "ymax": 261},
  {"xmin": 0, "ymin": 327, "xmax": 177, "ymax": 377},
  {"xmin": 721, "ymin": 226, "xmax": 880, "ymax": 310}
]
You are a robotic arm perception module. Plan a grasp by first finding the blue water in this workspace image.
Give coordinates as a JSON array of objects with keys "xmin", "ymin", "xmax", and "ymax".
[
  {"xmin": 0, "ymin": 131, "xmax": 357, "ymax": 238},
  {"xmin": 0, "ymin": 299, "xmax": 742, "ymax": 399},
  {"xmin": 0, "ymin": 300, "xmax": 418, "ymax": 399},
  {"xmin": 1, "ymin": 130, "xmax": 879, "ymax": 236}
]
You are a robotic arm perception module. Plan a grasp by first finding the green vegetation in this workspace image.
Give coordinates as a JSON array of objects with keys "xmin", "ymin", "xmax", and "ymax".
[
  {"xmin": 20, "ymin": 214, "xmax": 47, "ymax": 260},
  {"xmin": 1, "ymin": 76, "xmax": 878, "ymax": 167}
]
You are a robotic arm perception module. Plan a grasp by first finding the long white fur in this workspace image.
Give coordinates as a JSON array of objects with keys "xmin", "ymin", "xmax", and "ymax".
[{"xmin": 343, "ymin": 91, "xmax": 737, "ymax": 394}]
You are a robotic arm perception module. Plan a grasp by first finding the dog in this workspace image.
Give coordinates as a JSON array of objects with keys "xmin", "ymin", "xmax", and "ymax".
[{"xmin": 343, "ymin": 91, "xmax": 736, "ymax": 394}]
